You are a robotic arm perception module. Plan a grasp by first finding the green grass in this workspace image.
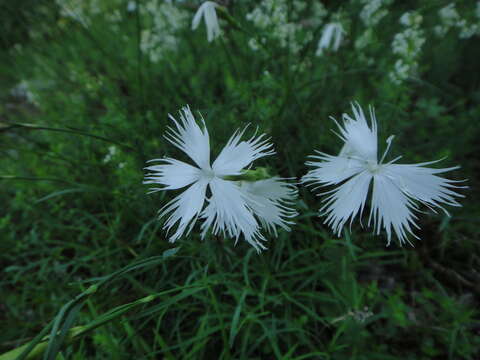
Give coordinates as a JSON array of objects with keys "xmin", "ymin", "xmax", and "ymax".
[{"xmin": 1, "ymin": 0, "xmax": 480, "ymax": 359}]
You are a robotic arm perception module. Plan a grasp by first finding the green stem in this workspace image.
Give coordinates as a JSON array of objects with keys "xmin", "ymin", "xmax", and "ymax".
[{"xmin": 1, "ymin": 123, "xmax": 135, "ymax": 152}]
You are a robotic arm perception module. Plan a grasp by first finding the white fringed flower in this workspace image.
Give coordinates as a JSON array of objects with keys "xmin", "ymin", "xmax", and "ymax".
[
  {"xmin": 192, "ymin": 1, "xmax": 221, "ymax": 42},
  {"xmin": 316, "ymin": 22, "xmax": 344, "ymax": 56},
  {"xmin": 239, "ymin": 178, "xmax": 298, "ymax": 236},
  {"xmin": 144, "ymin": 106, "xmax": 296, "ymax": 252},
  {"xmin": 303, "ymin": 103, "xmax": 465, "ymax": 245}
]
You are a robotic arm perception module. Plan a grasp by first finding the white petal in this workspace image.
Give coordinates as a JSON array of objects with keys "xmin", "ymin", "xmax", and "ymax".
[
  {"xmin": 159, "ymin": 179, "xmax": 208, "ymax": 243},
  {"xmin": 191, "ymin": 4, "xmax": 204, "ymax": 30},
  {"xmin": 143, "ymin": 158, "xmax": 201, "ymax": 191},
  {"xmin": 319, "ymin": 24, "xmax": 334, "ymax": 50},
  {"xmin": 317, "ymin": 23, "xmax": 344, "ymax": 55},
  {"xmin": 239, "ymin": 178, "xmax": 298, "ymax": 236},
  {"xmin": 369, "ymin": 172, "xmax": 419, "ymax": 246},
  {"xmin": 204, "ymin": 4, "xmax": 220, "ymax": 42},
  {"xmin": 164, "ymin": 105, "xmax": 211, "ymax": 169},
  {"xmin": 381, "ymin": 162, "xmax": 465, "ymax": 213},
  {"xmin": 200, "ymin": 178, "xmax": 266, "ymax": 252},
  {"xmin": 320, "ymin": 170, "xmax": 373, "ymax": 236},
  {"xmin": 242, "ymin": 177, "xmax": 297, "ymax": 200},
  {"xmin": 212, "ymin": 128, "xmax": 274, "ymax": 176},
  {"xmin": 191, "ymin": 1, "xmax": 221, "ymax": 42},
  {"xmin": 332, "ymin": 24, "xmax": 343, "ymax": 51},
  {"xmin": 302, "ymin": 152, "xmax": 365, "ymax": 186},
  {"xmin": 337, "ymin": 102, "xmax": 378, "ymax": 162}
]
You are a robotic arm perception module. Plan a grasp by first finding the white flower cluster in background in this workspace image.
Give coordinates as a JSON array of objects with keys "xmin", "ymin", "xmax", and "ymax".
[
  {"xmin": 359, "ymin": 0, "xmax": 393, "ymax": 27},
  {"xmin": 354, "ymin": 28, "xmax": 374, "ymax": 56},
  {"xmin": 56, "ymin": 0, "xmax": 128, "ymax": 26},
  {"xmin": 103, "ymin": 145, "xmax": 126, "ymax": 169},
  {"xmin": 246, "ymin": 0, "xmax": 327, "ymax": 54},
  {"xmin": 56, "ymin": 0, "xmax": 131, "ymax": 33},
  {"xmin": 103, "ymin": 145, "xmax": 118, "ymax": 164},
  {"xmin": 140, "ymin": 0, "xmax": 189, "ymax": 63},
  {"xmin": 355, "ymin": 0, "xmax": 392, "ymax": 57},
  {"xmin": 389, "ymin": 11, "xmax": 425, "ymax": 85},
  {"xmin": 434, "ymin": 3, "xmax": 480, "ymax": 39},
  {"xmin": 55, "ymin": 0, "xmax": 102, "ymax": 27}
]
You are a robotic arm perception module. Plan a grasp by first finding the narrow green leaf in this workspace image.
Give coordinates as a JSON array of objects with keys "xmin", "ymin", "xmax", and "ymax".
[
  {"xmin": 35, "ymin": 188, "xmax": 87, "ymax": 203},
  {"xmin": 229, "ymin": 289, "xmax": 248, "ymax": 348}
]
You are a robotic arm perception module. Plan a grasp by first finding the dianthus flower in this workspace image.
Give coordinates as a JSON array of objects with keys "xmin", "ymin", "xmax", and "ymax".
[
  {"xmin": 144, "ymin": 106, "xmax": 297, "ymax": 251},
  {"xmin": 303, "ymin": 103, "xmax": 464, "ymax": 245}
]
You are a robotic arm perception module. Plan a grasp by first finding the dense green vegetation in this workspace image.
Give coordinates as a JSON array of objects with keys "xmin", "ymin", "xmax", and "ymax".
[{"xmin": 1, "ymin": 1, "xmax": 479, "ymax": 359}]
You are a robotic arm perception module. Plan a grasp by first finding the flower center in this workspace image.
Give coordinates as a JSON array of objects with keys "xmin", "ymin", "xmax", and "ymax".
[
  {"xmin": 201, "ymin": 167, "xmax": 216, "ymax": 181},
  {"xmin": 366, "ymin": 160, "xmax": 381, "ymax": 173}
]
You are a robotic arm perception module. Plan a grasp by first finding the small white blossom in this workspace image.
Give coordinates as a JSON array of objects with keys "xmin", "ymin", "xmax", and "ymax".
[
  {"xmin": 144, "ymin": 106, "xmax": 296, "ymax": 252},
  {"xmin": 246, "ymin": 0, "xmax": 326, "ymax": 55},
  {"xmin": 303, "ymin": 103, "xmax": 465, "ymax": 245},
  {"xmin": 316, "ymin": 22, "xmax": 344, "ymax": 56},
  {"xmin": 389, "ymin": 59, "xmax": 410, "ymax": 84},
  {"xmin": 10, "ymin": 80, "xmax": 37, "ymax": 104},
  {"xmin": 139, "ymin": 1, "xmax": 188, "ymax": 62},
  {"xmin": 103, "ymin": 145, "xmax": 118, "ymax": 163},
  {"xmin": 435, "ymin": 3, "xmax": 471, "ymax": 38},
  {"xmin": 56, "ymin": 0, "xmax": 90, "ymax": 27},
  {"xmin": 399, "ymin": 12, "xmax": 422, "ymax": 27},
  {"xmin": 192, "ymin": 1, "xmax": 221, "ymax": 42},
  {"xmin": 439, "ymin": 4, "xmax": 460, "ymax": 27},
  {"xmin": 359, "ymin": 0, "xmax": 392, "ymax": 27},
  {"xmin": 127, "ymin": 1, "xmax": 136, "ymax": 12},
  {"xmin": 389, "ymin": 11, "xmax": 425, "ymax": 84},
  {"xmin": 459, "ymin": 23, "xmax": 479, "ymax": 39},
  {"xmin": 435, "ymin": 3, "xmax": 480, "ymax": 39},
  {"xmin": 391, "ymin": 28, "xmax": 425, "ymax": 58},
  {"xmin": 248, "ymin": 38, "xmax": 261, "ymax": 51}
]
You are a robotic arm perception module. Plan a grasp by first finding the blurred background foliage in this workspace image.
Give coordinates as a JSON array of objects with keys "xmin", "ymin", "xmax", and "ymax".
[{"xmin": 1, "ymin": 0, "xmax": 479, "ymax": 359}]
